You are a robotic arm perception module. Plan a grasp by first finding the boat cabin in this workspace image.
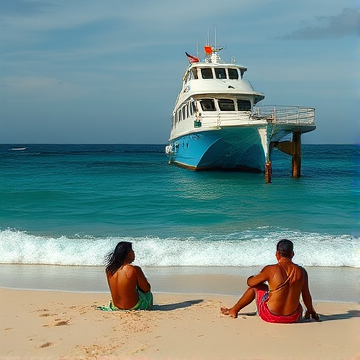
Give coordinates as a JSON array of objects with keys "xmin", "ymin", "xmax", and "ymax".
[
  {"xmin": 171, "ymin": 97, "xmax": 252, "ymax": 127},
  {"xmin": 183, "ymin": 64, "xmax": 247, "ymax": 83}
]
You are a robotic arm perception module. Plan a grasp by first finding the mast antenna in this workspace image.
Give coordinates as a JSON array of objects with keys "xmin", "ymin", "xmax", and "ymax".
[{"xmin": 214, "ymin": 25, "xmax": 217, "ymax": 50}]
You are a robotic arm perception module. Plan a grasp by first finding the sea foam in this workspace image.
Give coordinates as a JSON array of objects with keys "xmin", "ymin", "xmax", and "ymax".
[{"xmin": 0, "ymin": 228, "xmax": 359, "ymax": 268}]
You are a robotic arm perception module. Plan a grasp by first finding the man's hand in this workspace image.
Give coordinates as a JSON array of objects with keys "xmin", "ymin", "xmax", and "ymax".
[{"xmin": 304, "ymin": 310, "xmax": 321, "ymax": 322}]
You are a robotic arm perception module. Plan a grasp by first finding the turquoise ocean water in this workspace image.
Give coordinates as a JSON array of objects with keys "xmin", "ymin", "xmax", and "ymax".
[{"xmin": 0, "ymin": 144, "xmax": 359, "ymax": 268}]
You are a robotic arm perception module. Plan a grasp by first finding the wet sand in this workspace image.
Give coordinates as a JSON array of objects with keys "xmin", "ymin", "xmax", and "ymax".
[{"xmin": 0, "ymin": 264, "xmax": 359, "ymax": 301}]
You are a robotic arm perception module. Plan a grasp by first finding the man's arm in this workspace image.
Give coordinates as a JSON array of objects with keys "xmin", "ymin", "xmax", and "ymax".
[
  {"xmin": 301, "ymin": 268, "xmax": 320, "ymax": 321},
  {"xmin": 133, "ymin": 265, "xmax": 151, "ymax": 292},
  {"xmin": 247, "ymin": 266, "xmax": 271, "ymax": 287}
]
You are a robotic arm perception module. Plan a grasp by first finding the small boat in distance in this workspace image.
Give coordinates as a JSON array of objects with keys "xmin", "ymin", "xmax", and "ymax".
[
  {"xmin": 165, "ymin": 41, "xmax": 316, "ymax": 182},
  {"xmin": 10, "ymin": 147, "xmax": 27, "ymax": 151}
]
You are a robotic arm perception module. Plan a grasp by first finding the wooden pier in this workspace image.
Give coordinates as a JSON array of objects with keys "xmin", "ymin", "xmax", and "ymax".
[{"xmin": 266, "ymin": 131, "xmax": 303, "ymax": 183}]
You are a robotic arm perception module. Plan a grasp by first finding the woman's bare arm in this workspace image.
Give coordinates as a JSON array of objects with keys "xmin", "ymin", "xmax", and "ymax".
[{"xmin": 133, "ymin": 265, "xmax": 151, "ymax": 292}]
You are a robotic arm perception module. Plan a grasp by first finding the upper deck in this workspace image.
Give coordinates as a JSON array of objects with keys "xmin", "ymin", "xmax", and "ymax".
[{"xmin": 177, "ymin": 47, "xmax": 265, "ymax": 106}]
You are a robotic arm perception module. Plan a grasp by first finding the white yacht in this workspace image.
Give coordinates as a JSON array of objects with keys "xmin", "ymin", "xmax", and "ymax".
[{"xmin": 165, "ymin": 43, "xmax": 316, "ymax": 181}]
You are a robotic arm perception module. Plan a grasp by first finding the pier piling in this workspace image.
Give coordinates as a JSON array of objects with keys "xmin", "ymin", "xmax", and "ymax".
[
  {"xmin": 265, "ymin": 160, "xmax": 272, "ymax": 183},
  {"xmin": 292, "ymin": 132, "xmax": 301, "ymax": 178}
]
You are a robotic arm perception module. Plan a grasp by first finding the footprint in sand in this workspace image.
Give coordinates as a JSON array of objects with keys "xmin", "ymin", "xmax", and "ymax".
[
  {"xmin": 39, "ymin": 313, "xmax": 54, "ymax": 317},
  {"xmin": 54, "ymin": 320, "xmax": 70, "ymax": 326},
  {"xmin": 39, "ymin": 342, "xmax": 52, "ymax": 348}
]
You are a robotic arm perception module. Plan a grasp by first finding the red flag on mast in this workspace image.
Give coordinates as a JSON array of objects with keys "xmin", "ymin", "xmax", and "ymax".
[
  {"xmin": 185, "ymin": 52, "xmax": 199, "ymax": 63},
  {"xmin": 204, "ymin": 46, "xmax": 213, "ymax": 55}
]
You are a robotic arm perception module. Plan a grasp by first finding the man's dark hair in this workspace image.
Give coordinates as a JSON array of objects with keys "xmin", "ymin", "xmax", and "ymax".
[
  {"xmin": 105, "ymin": 241, "xmax": 133, "ymax": 276},
  {"xmin": 276, "ymin": 239, "xmax": 293, "ymax": 258}
]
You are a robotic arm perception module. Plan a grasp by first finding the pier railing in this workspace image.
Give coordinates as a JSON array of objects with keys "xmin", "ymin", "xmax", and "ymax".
[{"xmin": 252, "ymin": 105, "xmax": 315, "ymax": 125}]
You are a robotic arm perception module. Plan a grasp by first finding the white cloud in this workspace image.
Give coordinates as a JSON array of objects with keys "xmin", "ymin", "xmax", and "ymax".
[{"xmin": 279, "ymin": 8, "xmax": 359, "ymax": 40}]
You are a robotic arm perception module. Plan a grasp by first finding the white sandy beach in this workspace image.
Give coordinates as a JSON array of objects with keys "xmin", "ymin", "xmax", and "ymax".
[{"xmin": 0, "ymin": 265, "xmax": 359, "ymax": 359}]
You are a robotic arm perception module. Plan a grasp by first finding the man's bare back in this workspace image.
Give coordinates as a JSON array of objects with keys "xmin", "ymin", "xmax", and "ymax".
[
  {"xmin": 248, "ymin": 258, "xmax": 305, "ymax": 316},
  {"xmin": 221, "ymin": 239, "xmax": 319, "ymax": 322}
]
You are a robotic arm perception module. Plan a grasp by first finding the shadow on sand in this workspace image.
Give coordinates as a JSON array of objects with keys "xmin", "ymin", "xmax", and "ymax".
[
  {"xmin": 313, "ymin": 309, "xmax": 360, "ymax": 322},
  {"xmin": 152, "ymin": 299, "xmax": 203, "ymax": 311}
]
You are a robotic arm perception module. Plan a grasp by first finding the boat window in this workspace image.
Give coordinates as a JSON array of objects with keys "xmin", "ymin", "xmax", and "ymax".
[
  {"xmin": 191, "ymin": 102, "xmax": 197, "ymax": 113},
  {"xmin": 200, "ymin": 99, "xmax": 216, "ymax": 111},
  {"xmin": 228, "ymin": 68, "xmax": 239, "ymax": 80},
  {"xmin": 189, "ymin": 103, "xmax": 193, "ymax": 116},
  {"xmin": 191, "ymin": 68, "xmax": 198, "ymax": 79},
  {"xmin": 218, "ymin": 99, "xmax": 235, "ymax": 111},
  {"xmin": 215, "ymin": 68, "xmax": 226, "ymax": 79},
  {"xmin": 237, "ymin": 100, "xmax": 251, "ymax": 111},
  {"xmin": 201, "ymin": 68, "xmax": 213, "ymax": 79},
  {"xmin": 186, "ymin": 71, "xmax": 192, "ymax": 82}
]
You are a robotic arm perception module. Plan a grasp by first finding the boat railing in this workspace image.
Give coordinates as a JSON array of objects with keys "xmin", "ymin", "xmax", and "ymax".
[
  {"xmin": 252, "ymin": 105, "xmax": 315, "ymax": 125},
  {"xmin": 196, "ymin": 112, "xmax": 255, "ymax": 128},
  {"xmin": 195, "ymin": 106, "xmax": 315, "ymax": 129}
]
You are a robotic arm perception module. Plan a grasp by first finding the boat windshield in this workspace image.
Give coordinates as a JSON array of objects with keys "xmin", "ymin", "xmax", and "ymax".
[
  {"xmin": 228, "ymin": 68, "xmax": 239, "ymax": 79},
  {"xmin": 199, "ymin": 67, "xmax": 241, "ymax": 80},
  {"xmin": 200, "ymin": 99, "xmax": 216, "ymax": 111},
  {"xmin": 191, "ymin": 68, "xmax": 198, "ymax": 79},
  {"xmin": 197, "ymin": 98, "xmax": 251, "ymax": 112},
  {"xmin": 237, "ymin": 100, "xmax": 251, "ymax": 111},
  {"xmin": 215, "ymin": 68, "xmax": 226, "ymax": 79},
  {"xmin": 201, "ymin": 68, "xmax": 213, "ymax": 79},
  {"xmin": 218, "ymin": 99, "xmax": 235, "ymax": 111}
]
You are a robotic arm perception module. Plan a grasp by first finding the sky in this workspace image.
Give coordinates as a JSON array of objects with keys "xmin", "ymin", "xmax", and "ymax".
[{"xmin": 0, "ymin": 0, "xmax": 358, "ymax": 144}]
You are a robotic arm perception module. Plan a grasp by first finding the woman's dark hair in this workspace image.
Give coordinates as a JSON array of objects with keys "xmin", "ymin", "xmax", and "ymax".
[
  {"xmin": 276, "ymin": 239, "xmax": 293, "ymax": 258},
  {"xmin": 105, "ymin": 241, "xmax": 133, "ymax": 275}
]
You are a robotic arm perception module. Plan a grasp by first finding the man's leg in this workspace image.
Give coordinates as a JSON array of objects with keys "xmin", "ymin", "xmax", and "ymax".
[{"xmin": 221, "ymin": 283, "xmax": 268, "ymax": 318}]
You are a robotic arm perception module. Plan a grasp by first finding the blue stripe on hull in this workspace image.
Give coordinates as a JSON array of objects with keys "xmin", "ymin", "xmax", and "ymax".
[{"xmin": 168, "ymin": 127, "xmax": 266, "ymax": 172}]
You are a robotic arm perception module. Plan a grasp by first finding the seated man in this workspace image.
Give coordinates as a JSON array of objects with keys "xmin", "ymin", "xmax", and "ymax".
[
  {"xmin": 221, "ymin": 239, "xmax": 319, "ymax": 323},
  {"xmin": 105, "ymin": 241, "xmax": 152, "ymax": 310}
]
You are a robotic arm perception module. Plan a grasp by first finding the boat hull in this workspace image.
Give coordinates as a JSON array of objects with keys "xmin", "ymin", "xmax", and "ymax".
[{"xmin": 167, "ymin": 126, "xmax": 267, "ymax": 172}]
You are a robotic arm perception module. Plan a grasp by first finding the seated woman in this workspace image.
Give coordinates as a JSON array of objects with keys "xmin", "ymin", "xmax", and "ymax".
[{"xmin": 105, "ymin": 241, "xmax": 152, "ymax": 310}]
